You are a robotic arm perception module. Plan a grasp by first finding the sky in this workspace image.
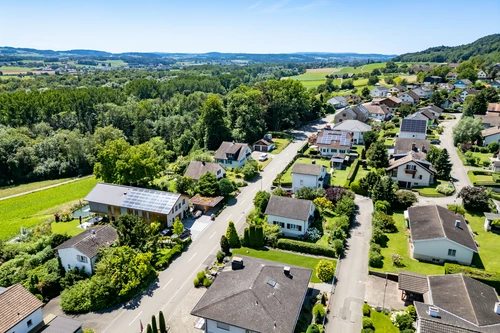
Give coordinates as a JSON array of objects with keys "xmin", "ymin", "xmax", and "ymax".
[{"xmin": 1, "ymin": 0, "xmax": 499, "ymax": 55}]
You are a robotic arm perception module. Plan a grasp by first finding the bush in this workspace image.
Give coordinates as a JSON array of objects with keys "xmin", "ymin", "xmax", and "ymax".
[
  {"xmin": 316, "ymin": 260, "xmax": 336, "ymax": 282},
  {"xmin": 216, "ymin": 250, "xmax": 225, "ymax": 263},
  {"xmin": 313, "ymin": 303, "xmax": 326, "ymax": 323},
  {"xmin": 371, "ymin": 227, "xmax": 386, "ymax": 246},
  {"xmin": 350, "ymin": 180, "xmax": 367, "ymax": 195},
  {"xmin": 407, "ymin": 305, "xmax": 417, "ymax": 320},
  {"xmin": 332, "ymin": 238, "xmax": 345, "ymax": 257},
  {"xmin": 277, "ymin": 239, "xmax": 336, "ymax": 257},
  {"xmin": 362, "ymin": 317, "xmax": 374, "ymax": 329},
  {"xmin": 394, "ymin": 313, "xmax": 414, "ymax": 330},
  {"xmin": 373, "ymin": 211, "xmax": 396, "ymax": 232},
  {"xmin": 391, "ymin": 253, "xmax": 404, "ymax": 267},
  {"xmin": 488, "ymin": 141, "xmax": 500, "ymax": 153},
  {"xmin": 306, "ymin": 324, "xmax": 321, "ymax": 333},
  {"xmin": 362, "ymin": 303, "xmax": 371, "ymax": 317},
  {"xmin": 436, "ymin": 183, "xmax": 455, "ymax": 195},
  {"xmin": 345, "ymin": 159, "xmax": 360, "ymax": 185},
  {"xmin": 193, "ymin": 270, "xmax": 212, "ymax": 288},
  {"xmin": 446, "ymin": 204, "xmax": 466, "ymax": 216},
  {"xmin": 370, "ymin": 243, "xmax": 381, "ymax": 254},
  {"xmin": 334, "ymin": 196, "xmax": 355, "ymax": 217},
  {"xmin": 225, "ymin": 221, "xmax": 241, "ymax": 248},
  {"xmin": 395, "ymin": 190, "xmax": 418, "ymax": 209},
  {"xmin": 361, "ymin": 329, "xmax": 374, "ymax": 333},
  {"xmin": 444, "ymin": 263, "xmax": 500, "ymax": 291},
  {"xmin": 374, "ymin": 200, "xmax": 390, "ymax": 213},
  {"xmin": 368, "ymin": 250, "xmax": 384, "ymax": 268}
]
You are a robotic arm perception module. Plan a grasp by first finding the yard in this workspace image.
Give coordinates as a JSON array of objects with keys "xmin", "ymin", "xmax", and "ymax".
[
  {"xmin": 281, "ymin": 157, "xmax": 331, "ymax": 185},
  {"xmin": 457, "ymin": 148, "xmax": 492, "ymax": 166},
  {"xmin": 466, "ymin": 212, "xmax": 500, "ymax": 272},
  {"xmin": 271, "ymin": 137, "xmax": 291, "ymax": 154},
  {"xmin": 52, "ymin": 220, "xmax": 85, "ymax": 237},
  {"xmin": 330, "ymin": 167, "xmax": 351, "ymax": 186},
  {"xmin": 257, "ymin": 157, "xmax": 273, "ymax": 169},
  {"xmin": 0, "ymin": 177, "xmax": 98, "ymax": 240},
  {"xmin": 232, "ymin": 247, "xmax": 336, "ymax": 284},
  {"xmin": 413, "ymin": 181, "xmax": 454, "ymax": 197},
  {"xmin": 0, "ymin": 177, "xmax": 74, "ymax": 199},
  {"xmin": 372, "ymin": 212, "xmax": 445, "ymax": 275},
  {"xmin": 371, "ymin": 309, "xmax": 399, "ymax": 332}
]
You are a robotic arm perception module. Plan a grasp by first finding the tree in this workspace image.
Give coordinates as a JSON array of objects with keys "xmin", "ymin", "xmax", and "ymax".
[
  {"xmin": 272, "ymin": 188, "xmax": 287, "ymax": 196},
  {"xmin": 334, "ymin": 196, "xmax": 355, "ymax": 217},
  {"xmin": 463, "ymin": 93, "xmax": 488, "ymax": 116},
  {"xmin": 313, "ymin": 197, "xmax": 334, "ymax": 211},
  {"xmin": 395, "ymin": 190, "xmax": 418, "ymax": 209},
  {"xmin": 452, "ymin": 117, "xmax": 483, "ymax": 145},
  {"xmin": 175, "ymin": 176, "xmax": 195, "ymax": 195},
  {"xmin": 253, "ymin": 190, "xmax": 271, "ymax": 213},
  {"xmin": 226, "ymin": 86, "xmax": 266, "ymax": 143},
  {"xmin": 306, "ymin": 324, "xmax": 321, "ymax": 333},
  {"xmin": 172, "ymin": 218, "xmax": 184, "ymax": 236},
  {"xmin": 159, "ymin": 311, "xmax": 167, "ymax": 333},
  {"xmin": 458, "ymin": 186, "xmax": 490, "ymax": 211},
  {"xmin": 151, "ymin": 315, "xmax": 158, "ymax": 333},
  {"xmin": 367, "ymin": 141, "xmax": 389, "ymax": 168},
  {"xmin": 429, "ymin": 91, "xmax": 444, "ymax": 106},
  {"xmin": 363, "ymin": 131, "xmax": 378, "ymax": 150},
  {"xmin": 398, "ymin": 104, "xmax": 416, "ymax": 118},
  {"xmin": 241, "ymin": 159, "xmax": 259, "ymax": 180},
  {"xmin": 434, "ymin": 148, "xmax": 452, "ymax": 179},
  {"xmin": 361, "ymin": 87, "xmax": 370, "ymax": 98},
  {"xmin": 220, "ymin": 235, "xmax": 230, "ymax": 255},
  {"xmin": 371, "ymin": 176, "xmax": 397, "ymax": 204},
  {"xmin": 218, "ymin": 178, "xmax": 235, "ymax": 197},
  {"xmin": 480, "ymin": 87, "xmax": 500, "ymax": 102},
  {"xmin": 146, "ymin": 324, "xmax": 153, "ymax": 333},
  {"xmin": 325, "ymin": 186, "xmax": 347, "ymax": 205},
  {"xmin": 113, "ymin": 214, "xmax": 158, "ymax": 253},
  {"xmin": 426, "ymin": 145, "xmax": 442, "ymax": 164},
  {"xmin": 200, "ymin": 95, "xmax": 230, "ymax": 150},
  {"xmin": 368, "ymin": 76, "xmax": 379, "ymax": 85},
  {"xmin": 359, "ymin": 171, "xmax": 381, "ymax": 193},
  {"xmin": 197, "ymin": 172, "xmax": 219, "ymax": 197},
  {"xmin": 295, "ymin": 187, "xmax": 325, "ymax": 200},
  {"xmin": 488, "ymin": 141, "xmax": 499, "ymax": 153},
  {"xmin": 458, "ymin": 68, "xmax": 478, "ymax": 83},
  {"xmin": 316, "ymin": 259, "xmax": 336, "ymax": 282},
  {"xmin": 225, "ymin": 221, "xmax": 240, "ymax": 248}
]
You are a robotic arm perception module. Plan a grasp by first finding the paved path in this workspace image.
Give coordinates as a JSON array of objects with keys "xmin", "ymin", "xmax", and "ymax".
[
  {"xmin": 43, "ymin": 114, "xmax": 335, "ymax": 333},
  {"xmin": 326, "ymin": 195, "xmax": 373, "ymax": 333}
]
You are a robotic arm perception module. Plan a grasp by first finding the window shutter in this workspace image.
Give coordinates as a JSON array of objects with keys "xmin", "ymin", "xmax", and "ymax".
[{"xmin": 287, "ymin": 223, "xmax": 290, "ymax": 229}]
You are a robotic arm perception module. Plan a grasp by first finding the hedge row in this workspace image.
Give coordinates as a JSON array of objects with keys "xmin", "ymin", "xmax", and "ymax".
[
  {"xmin": 345, "ymin": 159, "xmax": 360, "ymax": 186},
  {"xmin": 444, "ymin": 263, "xmax": 500, "ymax": 291},
  {"xmin": 468, "ymin": 170, "xmax": 498, "ymax": 186},
  {"xmin": 154, "ymin": 237, "xmax": 191, "ymax": 269},
  {"xmin": 276, "ymin": 239, "xmax": 336, "ymax": 258}
]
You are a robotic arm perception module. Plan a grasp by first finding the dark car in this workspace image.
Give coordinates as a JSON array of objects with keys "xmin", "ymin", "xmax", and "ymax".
[
  {"xmin": 430, "ymin": 140, "xmax": 441, "ymax": 144},
  {"xmin": 160, "ymin": 228, "xmax": 173, "ymax": 236},
  {"xmin": 172, "ymin": 228, "xmax": 191, "ymax": 240}
]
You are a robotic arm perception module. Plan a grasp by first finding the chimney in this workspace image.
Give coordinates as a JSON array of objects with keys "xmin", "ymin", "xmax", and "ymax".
[
  {"xmin": 411, "ymin": 142, "xmax": 416, "ymax": 151},
  {"xmin": 312, "ymin": 160, "xmax": 316, "ymax": 164},
  {"xmin": 284, "ymin": 266, "xmax": 290, "ymax": 275},
  {"xmin": 495, "ymin": 302, "xmax": 500, "ymax": 314},
  {"xmin": 231, "ymin": 257, "xmax": 244, "ymax": 270},
  {"xmin": 455, "ymin": 220, "xmax": 461, "ymax": 228},
  {"xmin": 201, "ymin": 161, "xmax": 205, "ymax": 166},
  {"xmin": 429, "ymin": 306, "xmax": 440, "ymax": 318}
]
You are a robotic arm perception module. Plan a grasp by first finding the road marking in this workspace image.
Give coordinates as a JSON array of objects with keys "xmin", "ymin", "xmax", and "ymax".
[
  {"xmin": 227, "ymin": 214, "xmax": 232, "ymax": 220},
  {"xmin": 188, "ymin": 253, "xmax": 198, "ymax": 262},
  {"xmin": 240, "ymin": 199, "xmax": 246, "ymax": 205},
  {"xmin": 162, "ymin": 278, "xmax": 173, "ymax": 290},
  {"xmin": 209, "ymin": 231, "xmax": 216, "ymax": 239},
  {"xmin": 102, "ymin": 309, "xmax": 126, "ymax": 333},
  {"xmin": 128, "ymin": 311, "xmax": 143, "ymax": 326}
]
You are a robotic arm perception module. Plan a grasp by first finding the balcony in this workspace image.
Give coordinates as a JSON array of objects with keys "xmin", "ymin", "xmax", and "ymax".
[{"xmin": 405, "ymin": 168, "xmax": 417, "ymax": 175}]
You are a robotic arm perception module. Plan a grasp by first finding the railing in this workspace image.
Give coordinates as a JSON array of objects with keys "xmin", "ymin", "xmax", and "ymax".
[{"xmin": 405, "ymin": 168, "xmax": 417, "ymax": 175}]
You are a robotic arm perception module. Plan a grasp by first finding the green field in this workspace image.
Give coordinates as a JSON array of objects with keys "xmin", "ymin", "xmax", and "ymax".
[
  {"xmin": 0, "ymin": 66, "xmax": 34, "ymax": 71},
  {"xmin": 271, "ymin": 137, "xmax": 291, "ymax": 154},
  {"xmin": 467, "ymin": 212, "xmax": 500, "ymax": 272},
  {"xmin": 232, "ymin": 247, "xmax": 336, "ymax": 283},
  {"xmin": 0, "ymin": 177, "xmax": 74, "ymax": 199},
  {"xmin": 413, "ymin": 181, "xmax": 454, "ymax": 197},
  {"xmin": 0, "ymin": 177, "xmax": 98, "ymax": 240},
  {"xmin": 330, "ymin": 167, "xmax": 351, "ymax": 186}
]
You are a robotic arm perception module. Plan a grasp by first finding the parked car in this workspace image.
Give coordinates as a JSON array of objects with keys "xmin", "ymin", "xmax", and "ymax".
[
  {"xmin": 172, "ymin": 228, "xmax": 192, "ymax": 240},
  {"xmin": 430, "ymin": 140, "xmax": 441, "ymax": 144},
  {"xmin": 160, "ymin": 228, "xmax": 173, "ymax": 236},
  {"xmin": 259, "ymin": 153, "xmax": 268, "ymax": 161},
  {"xmin": 193, "ymin": 209, "xmax": 203, "ymax": 219}
]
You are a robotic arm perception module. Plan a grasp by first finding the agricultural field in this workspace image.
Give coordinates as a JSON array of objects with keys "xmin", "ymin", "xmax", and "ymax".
[
  {"xmin": 0, "ymin": 177, "xmax": 74, "ymax": 199},
  {"xmin": 0, "ymin": 177, "xmax": 98, "ymax": 240}
]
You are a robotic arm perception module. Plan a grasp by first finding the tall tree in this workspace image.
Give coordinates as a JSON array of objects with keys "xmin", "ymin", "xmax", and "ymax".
[
  {"xmin": 197, "ymin": 172, "xmax": 219, "ymax": 197},
  {"xmin": 463, "ymin": 93, "xmax": 488, "ymax": 116},
  {"xmin": 253, "ymin": 190, "xmax": 271, "ymax": 213},
  {"xmin": 112, "ymin": 214, "xmax": 158, "ymax": 253},
  {"xmin": 452, "ymin": 117, "xmax": 483, "ymax": 145},
  {"xmin": 426, "ymin": 145, "xmax": 442, "ymax": 164},
  {"xmin": 159, "ymin": 311, "xmax": 167, "ymax": 333},
  {"xmin": 434, "ymin": 148, "xmax": 452, "ymax": 179},
  {"xmin": 367, "ymin": 141, "xmax": 389, "ymax": 168},
  {"xmin": 225, "ymin": 221, "xmax": 241, "ymax": 249},
  {"xmin": 362, "ymin": 131, "xmax": 378, "ymax": 150},
  {"xmin": 200, "ymin": 95, "xmax": 230, "ymax": 150},
  {"xmin": 429, "ymin": 91, "xmax": 445, "ymax": 106}
]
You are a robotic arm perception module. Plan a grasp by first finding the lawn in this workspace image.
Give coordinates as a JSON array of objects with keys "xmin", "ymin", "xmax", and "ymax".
[
  {"xmin": 373, "ymin": 212, "xmax": 445, "ymax": 275},
  {"xmin": 0, "ymin": 177, "xmax": 98, "ymax": 240},
  {"xmin": 466, "ymin": 212, "xmax": 500, "ymax": 272},
  {"xmin": 457, "ymin": 149, "xmax": 492, "ymax": 166},
  {"xmin": 330, "ymin": 167, "xmax": 351, "ymax": 186},
  {"xmin": 271, "ymin": 137, "xmax": 291, "ymax": 154},
  {"xmin": 371, "ymin": 309, "xmax": 399, "ymax": 332},
  {"xmin": 413, "ymin": 181, "xmax": 454, "ymax": 197},
  {"xmin": 0, "ymin": 177, "xmax": 74, "ymax": 199},
  {"xmin": 232, "ymin": 247, "xmax": 336, "ymax": 283},
  {"xmin": 384, "ymin": 138, "xmax": 395, "ymax": 147},
  {"xmin": 257, "ymin": 157, "xmax": 272, "ymax": 169},
  {"xmin": 52, "ymin": 220, "xmax": 84, "ymax": 237},
  {"xmin": 281, "ymin": 157, "xmax": 331, "ymax": 184}
]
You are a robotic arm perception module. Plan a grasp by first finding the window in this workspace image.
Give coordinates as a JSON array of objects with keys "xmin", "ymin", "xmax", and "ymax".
[
  {"xmin": 300, "ymin": 180, "xmax": 304, "ymax": 185},
  {"xmin": 406, "ymin": 165, "xmax": 416, "ymax": 170},
  {"xmin": 27, "ymin": 320, "xmax": 32, "ymax": 327},
  {"xmin": 77, "ymin": 255, "xmax": 88, "ymax": 263},
  {"xmin": 182, "ymin": 199, "xmax": 185, "ymax": 205},
  {"xmin": 217, "ymin": 170, "xmax": 221, "ymax": 175},
  {"xmin": 448, "ymin": 249, "xmax": 456, "ymax": 257},
  {"xmin": 288, "ymin": 224, "xmax": 302, "ymax": 231},
  {"xmin": 340, "ymin": 149, "xmax": 346, "ymax": 153},
  {"xmin": 273, "ymin": 221, "xmax": 285, "ymax": 228},
  {"xmin": 217, "ymin": 322, "xmax": 230, "ymax": 330},
  {"xmin": 391, "ymin": 169, "xmax": 398, "ymax": 177},
  {"xmin": 419, "ymin": 175, "xmax": 423, "ymax": 179}
]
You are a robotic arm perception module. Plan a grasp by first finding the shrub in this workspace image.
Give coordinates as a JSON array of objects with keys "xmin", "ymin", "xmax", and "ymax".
[
  {"xmin": 362, "ymin": 303, "xmax": 371, "ymax": 317},
  {"xmin": 225, "ymin": 221, "xmax": 241, "ymax": 248},
  {"xmin": 483, "ymin": 160, "xmax": 492, "ymax": 167},
  {"xmin": 369, "ymin": 250, "xmax": 384, "ymax": 268},
  {"xmin": 407, "ymin": 305, "xmax": 417, "ymax": 320},
  {"xmin": 193, "ymin": 270, "xmax": 212, "ymax": 288},
  {"xmin": 361, "ymin": 329, "xmax": 374, "ymax": 333},
  {"xmin": 345, "ymin": 159, "xmax": 360, "ymax": 185},
  {"xmin": 373, "ymin": 211, "xmax": 396, "ymax": 232},
  {"xmin": 362, "ymin": 317, "xmax": 374, "ymax": 329},
  {"xmin": 334, "ymin": 196, "xmax": 355, "ymax": 217},
  {"xmin": 444, "ymin": 263, "xmax": 500, "ymax": 291},
  {"xmin": 446, "ymin": 204, "xmax": 466, "ymax": 216},
  {"xmin": 395, "ymin": 190, "xmax": 418, "ymax": 209},
  {"xmin": 488, "ymin": 141, "xmax": 499, "ymax": 153},
  {"xmin": 374, "ymin": 200, "xmax": 390, "ymax": 213},
  {"xmin": 203, "ymin": 278, "xmax": 213, "ymax": 287},
  {"xmin": 332, "ymin": 239, "xmax": 345, "ymax": 257},
  {"xmin": 370, "ymin": 243, "xmax": 381, "ymax": 254},
  {"xmin": 350, "ymin": 181, "xmax": 367, "ymax": 195},
  {"xmin": 371, "ymin": 227, "xmax": 386, "ymax": 246},
  {"xmin": 316, "ymin": 260, "xmax": 336, "ymax": 282},
  {"xmin": 220, "ymin": 235, "xmax": 230, "ymax": 255},
  {"xmin": 306, "ymin": 324, "xmax": 321, "ymax": 333},
  {"xmin": 314, "ymin": 197, "xmax": 334, "ymax": 211},
  {"xmin": 313, "ymin": 303, "xmax": 326, "ymax": 323},
  {"xmin": 391, "ymin": 253, "xmax": 404, "ymax": 267},
  {"xmin": 394, "ymin": 313, "xmax": 414, "ymax": 330},
  {"xmin": 277, "ymin": 239, "xmax": 335, "ymax": 257},
  {"xmin": 436, "ymin": 183, "xmax": 455, "ymax": 195},
  {"xmin": 216, "ymin": 250, "xmax": 225, "ymax": 263},
  {"xmin": 306, "ymin": 227, "xmax": 322, "ymax": 241}
]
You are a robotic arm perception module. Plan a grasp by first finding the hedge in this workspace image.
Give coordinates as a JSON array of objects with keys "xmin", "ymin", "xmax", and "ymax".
[
  {"xmin": 468, "ymin": 170, "xmax": 498, "ymax": 186},
  {"xmin": 345, "ymin": 159, "xmax": 360, "ymax": 186},
  {"xmin": 276, "ymin": 239, "xmax": 336, "ymax": 258},
  {"xmin": 444, "ymin": 263, "xmax": 500, "ymax": 291}
]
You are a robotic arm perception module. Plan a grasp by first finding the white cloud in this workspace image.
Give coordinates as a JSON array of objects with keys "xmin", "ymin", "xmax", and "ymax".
[
  {"xmin": 261, "ymin": 0, "xmax": 290, "ymax": 13},
  {"xmin": 248, "ymin": 1, "xmax": 262, "ymax": 10}
]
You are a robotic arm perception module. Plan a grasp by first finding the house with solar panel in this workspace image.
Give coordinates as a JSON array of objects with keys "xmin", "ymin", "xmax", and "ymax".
[
  {"xmin": 399, "ymin": 117, "xmax": 428, "ymax": 140},
  {"xmin": 314, "ymin": 129, "xmax": 353, "ymax": 157},
  {"xmin": 85, "ymin": 182, "xmax": 190, "ymax": 226}
]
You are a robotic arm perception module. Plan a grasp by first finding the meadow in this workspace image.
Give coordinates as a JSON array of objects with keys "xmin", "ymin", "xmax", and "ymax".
[
  {"xmin": 0, "ymin": 177, "xmax": 74, "ymax": 199},
  {"xmin": 0, "ymin": 177, "xmax": 98, "ymax": 240}
]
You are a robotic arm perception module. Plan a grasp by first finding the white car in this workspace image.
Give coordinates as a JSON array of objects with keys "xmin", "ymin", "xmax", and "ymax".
[{"xmin": 259, "ymin": 153, "xmax": 268, "ymax": 161}]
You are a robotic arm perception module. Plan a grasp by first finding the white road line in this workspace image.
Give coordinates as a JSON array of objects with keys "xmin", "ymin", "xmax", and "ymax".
[
  {"xmin": 162, "ymin": 278, "xmax": 173, "ymax": 290},
  {"xmin": 240, "ymin": 199, "xmax": 246, "ymax": 205},
  {"xmin": 188, "ymin": 253, "xmax": 198, "ymax": 262},
  {"xmin": 128, "ymin": 311, "xmax": 143, "ymax": 326},
  {"xmin": 102, "ymin": 309, "xmax": 126, "ymax": 333},
  {"xmin": 209, "ymin": 231, "xmax": 216, "ymax": 239},
  {"xmin": 227, "ymin": 214, "xmax": 233, "ymax": 220}
]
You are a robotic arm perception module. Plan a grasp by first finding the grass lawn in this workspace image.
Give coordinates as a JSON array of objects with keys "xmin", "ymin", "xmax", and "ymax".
[
  {"xmin": 257, "ymin": 157, "xmax": 272, "ymax": 169},
  {"xmin": 52, "ymin": 220, "xmax": 84, "ymax": 237},
  {"xmin": 0, "ymin": 177, "xmax": 98, "ymax": 240},
  {"xmin": 330, "ymin": 167, "xmax": 351, "ymax": 186},
  {"xmin": 413, "ymin": 181, "xmax": 454, "ymax": 197},
  {"xmin": 371, "ymin": 309, "xmax": 399, "ymax": 332},
  {"xmin": 0, "ymin": 177, "xmax": 75, "ymax": 199},
  {"xmin": 373, "ymin": 211, "xmax": 445, "ymax": 275},
  {"xmin": 384, "ymin": 138, "xmax": 395, "ymax": 147},
  {"xmin": 466, "ymin": 212, "xmax": 500, "ymax": 272},
  {"xmin": 271, "ymin": 138, "xmax": 291, "ymax": 154},
  {"xmin": 281, "ymin": 157, "xmax": 331, "ymax": 184},
  {"xmin": 457, "ymin": 148, "xmax": 492, "ymax": 166},
  {"xmin": 232, "ymin": 247, "xmax": 336, "ymax": 283}
]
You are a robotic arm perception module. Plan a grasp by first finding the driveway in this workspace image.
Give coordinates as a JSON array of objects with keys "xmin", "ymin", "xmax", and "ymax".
[{"xmin": 183, "ymin": 214, "xmax": 212, "ymax": 240}]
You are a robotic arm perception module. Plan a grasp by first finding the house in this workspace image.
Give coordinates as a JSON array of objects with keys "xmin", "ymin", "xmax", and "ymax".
[
  {"xmin": 253, "ymin": 138, "xmax": 275, "ymax": 152},
  {"xmin": 334, "ymin": 104, "xmax": 370, "ymax": 124},
  {"xmin": 184, "ymin": 161, "xmax": 225, "ymax": 182},
  {"xmin": 291, "ymin": 163, "xmax": 327, "ymax": 192},
  {"xmin": 454, "ymin": 79, "xmax": 472, "ymax": 89},
  {"xmin": 370, "ymin": 86, "xmax": 390, "ymax": 98},
  {"xmin": 393, "ymin": 138, "xmax": 430, "ymax": 159},
  {"xmin": 423, "ymin": 76, "xmax": 442, "ymax": 85},
  {"xmin": 387, "ymin": 151, "xmax": 436, "ymax": 188},
  {"xmin": 398, "ymin": 91, "xmax": 420, "ymax": 105},
  {"xmin": 214, "ymin": 141, "xmax": 252, "ymax": 168},
  {"xmin": 419, "ymin": 109, "xmax": 439, "ymax": 122},
  {"xmin": 477, "ymin": 70, "xmax": 488, "ymax": 79},
  {"xmin": 476, "ymin": 115, "xmax": 500, "ymax": 128},
  {"xmin": 350, "ymin": 104, "xmax": 370, "ymax": 122},
  {"xmin": 85, "ymin": 182, "xmax": 190, "ymax": 226},
  {"xmin": 440, "ymin": 95, "xmax": 461, "ymax": 109},
  {"xmin": 491, "ymin": 80, "xmax": 500, "ymax": 89},
  {"xmin": 327, "ymin": 96, "xmax": 348, "ymax": 109},
  {"xmin": 343, "ymin": 94, "xmax": 362, "ymax": 104},
  {"xmin": 418, "ymin": 104, "xmax": 443, "ymax": 118},
  {"xmin": 55, "ymin": 225, "xmax": 117, "ymax": 274},
  {"xmin": 446, "ymin": 72, "xmax": 458, "ymax": 80},
  {"xmin": 412, "ymin": 87, "xmax": 433, "ymax": 99},
  {"xmin": 190, "ymin": 256, "xmax": 312, "ymax": 333},
  {"xmin": 315, "ymin": 129, "xmax": 352, "ymax": 157},
  {"xmin": 362, "ymin": 102, "xmax": 392, "ymax": 120},
  {"xmin": 448, "ymin": 63, "xmax": 459, "ymax": 69},
  {"xmin": 265, "ymin": 196, "xmax": 315, "ymax": 237},
  {"xmin": 0, "ymin": 284, "xmax": 44, "ymax": 333},
  {"xmin": 378, "ymin": 96, "xmax": 402, "ymax": 111},
  {"xmin": 437, "ymin": 82, "xmax": 454, "ymax": 93},
  {"xmin": 487, "ymin": 102, "xmax": 500, "ymax": 114},
  {"xmin": 460, "ymin": 88, "xmax": 479, "ymax": 102},
  {"xmin": 481, "ymin": 126, "xmax": 500, "ymax": 146},
  {"xmin": 189, "ymin": 194, "xmax": 225, "ymax": 213},
  {"xmin": 406, "ymin": 205, "xmax": 477, "ymax": 265},
  {"xmin": 414, "ymin": 274, "xmax": 500, "ymax": 333},
  {"xmin": 332, "ymin": 120, "xmax": 371, "ymax": 145},
  {"xmin": 389, "ymin": 85, "xmax": 406, "ymax": 93},
  {"xmin": 399, "ymin": 118, "xmax": 428, "ymax": 139}
]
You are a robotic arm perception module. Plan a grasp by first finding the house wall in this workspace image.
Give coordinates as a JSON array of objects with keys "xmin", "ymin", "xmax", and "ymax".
[
  {"xmin": 205, "ymin": 319, "xmax": 246, "ymax": 333},
  {"xmin": 267, "ymin": 209, "xmax": 313, "ymax": 238},
  {"xmin": 334, "ymin": 112, "xmax": 355, "ymax": 124},
  {"xmin": 351, "ymin": 131, "xmax": 364, "ymax": 144},
  {"xmin": 318, "ymin": 146, "xmax": 350, "ymax": 157},
  {"xmin": 292, "ymin": 173, "xmax": 320, "ymax": 193},
  {"xmin": 390, "ymin": 162, "xmax": 432, "ymax": 188},
  {"xmin": 58, "ymin": 247, "xmax": 94, "ymax": 275},
  {"xmin": 399, "ymin": 94, "xmax": 416, "ymax": 104},
  {"xmin": 399, "ymin": 131, "xmax": 426, "ymax": 140},
  {"xmin": 166, "ymin": 196, "xmax": 190, "ymax": 227},
  {"xmin": 369, "ymin": 113, "xmax": 385, "ymax": 120},
  {"xmin": 6, "ymin": 308, "xmax": 43, "ymax": 333},
  {"xmin": 215, "ymin": 147, "xmax": 252, "ymax": 168},
  {"xmin": 412, "ymin": 238, "xmax": 474, "ymax": 265},
  {"xmin": 483, "ymin": 133, "xmax": 500, "ymax": 146}
]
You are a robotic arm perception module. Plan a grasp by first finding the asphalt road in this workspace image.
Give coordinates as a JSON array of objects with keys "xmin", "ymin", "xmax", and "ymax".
[{"xmin": 89, "ymin": 115, "xmax": 334, "ymax": 333}]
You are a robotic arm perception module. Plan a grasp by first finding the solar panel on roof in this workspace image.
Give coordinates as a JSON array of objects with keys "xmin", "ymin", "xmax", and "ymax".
[
  {"xmin": 122, "ymin": 188, "xmax": 180, "ymax": 215},
  {"xmin": 401, "ymin": 119, "xmax": 427, "ymax": 134}
]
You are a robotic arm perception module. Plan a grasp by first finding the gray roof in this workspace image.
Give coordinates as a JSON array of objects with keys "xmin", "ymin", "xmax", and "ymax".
[
  {"xmin": 214, "ymin": 142, "xmax": 250, "ymax": 161},
  {"xmin": 85, "ymin": 183, "xmax": 182, "ymax": 215},
  {"xmin": 327, "ymin": 96, "xmax": 347, "ymax": 105},
  {"xmin": 191, "ymin": 256, "xmax": 312, "ymax": 333},
  {"xmin": 0, "ymin": 284, "xmax": 43, "ymax": 333},
  {"xmin": 394, "ymin": 138, "xmax": 431, "ymax": 155},
  {"xmin": 398, "ymin": 271, "xmax": 429, "ymax": 294},
  {"xmin": 184, "ymin": 161, "xmax": 223, "ymax": 181},
  {"xmin": 265, "ymin": 195, "xmax": 313, "ymax": 221},
  {"xmin": 400, "ymin": 118, "xmax": 427, "ymax": 134},
  {"xmin": 55, "ymin": 225, "xmax": 118, "ymax": 258},
  {"xmin": 408, "ymin": 205, "xmax": 478, "ymax": 252},
  {"xmin": 406, "ymin": 112, "xmax": 429, "ymax": 121},
  {"xmin": 372, "ymin": 86, "xmax": 389, "ymax": 92},
  {"xmin": 291, "ymin": 163, "xmax": 323, "ymax": 176},
  {"xmin": 332, "ymin": 120, "xmax": 371, "ymax": 132},
  {"xmin": 38, "ymin": 316, "xmax": 83, "ymax": 333},
  {"xmin": 352, "ymin": 104, "xmax": 369, "ymax": 117},
  {"xmin": 418, "ymin": 104, "xmax": 444, "ymax": 115}
]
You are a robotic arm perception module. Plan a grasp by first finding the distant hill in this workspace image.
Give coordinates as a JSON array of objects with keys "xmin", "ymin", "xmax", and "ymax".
[{"xmin": 393, "ymin": 34, "xmax": 500, "ymax": 64}]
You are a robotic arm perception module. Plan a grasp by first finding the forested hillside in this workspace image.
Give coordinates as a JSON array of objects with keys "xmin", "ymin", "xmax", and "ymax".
[{"xmin": 393, "ymin": 34, "xmax": 500, "ymax": 64}]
